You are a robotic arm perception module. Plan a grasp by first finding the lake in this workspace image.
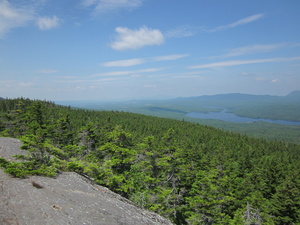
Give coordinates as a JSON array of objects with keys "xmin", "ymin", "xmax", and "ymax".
[{"xmin": 186, "ymin": 108, "xmax": 300, "ymax": 125}]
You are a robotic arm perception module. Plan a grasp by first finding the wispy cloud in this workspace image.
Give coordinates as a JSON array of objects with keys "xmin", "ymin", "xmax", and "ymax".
[
  {"xmin": 81, "ymin": 0, "xmax": 143, "ymax": 15},
  {"xmin": 0, "ymin": 80, "xmax": 13, "ymax": 88},
  {"xmin": 172, "ymin": 74, "xmax": 205, "ymax": 79},
  {"xmin": 0, "ymin": 1, "xmax": 62, "ymax": 37},
  {"xmin": 165, "ymin": 25, "xmax": 200, "ymax": 38},
  {"xmin": 19, "ymin": 82, "xmax": 34, "ymax": 87},
  {"xmin": 164, "ymin": 14, "xmax": 264, "ymax": 40},
  {"xmin": 255, "ymin": 77, "xmax": 280, "ymax": 83},
  {"xmin": 152, "ymin": 54, "xmax": 189, "ymax": 61},
  {"xmin": 110, "ymin": 26, "xmax": 164, "ymax": 50},
  {"xmin": 92, "ymin": 68, "xmax": 164, "ymax": 77},
  {"xmin": 59, "ymin": 77, "xmax": 120, "ymax": 83},
  {"xmin": 241, "ymin": 72, "xmax": 256, "ymax": 76},
  {"xmin": 93, "ymin": 71, "xmax": 133, "ymax": 77},
  {"xmin": 143, "ymin": 84, "xmax": 157, "ymax": 89},
  {"xmin": 208, "ymin": 14, "xmax": 264, "ymax": 32},
  {"xmin": 102, "ymin": 58, "xmax": 146, "ymax": 67},
  {"xmin": 214, "ymin": 43, "xmax": 286, "ymax": 58},
  {"xmin": 0, "ymin": 0, "xmax": 34, "ymax": 38},
  {"xmin": 188, "ymin": 56, "xmax": 300, "ymax": 69},
  {"xmin": 102, "ymin": 54, "xmax": 189, "ymax": 67},
  {"xmin": 36, "ymin": 16, "xmax": 61, "ymax": 30},
  {"xmin": 182, "ymin": 71, "xmax": 209, "ymax": 75},
  {"xmin": 37, "ymin": 69, "xmax": 58, "ymax": 74},
  {"xmin": 138, "ymin": 68, "xmax": 164, "ymax": 73}
]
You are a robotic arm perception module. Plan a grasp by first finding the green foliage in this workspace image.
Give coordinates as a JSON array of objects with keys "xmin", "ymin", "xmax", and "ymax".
[
  {"xmin": 0, "ymin": 158, "xmax": 56, "ymax": 178},
  {"xmin": 0, "ymin": 98, "xmax": 300, "ymax": 224},
  {"xmin": 185, "ymin": 167, "xmax": 234, "ymax": 224},
  {"xmin": 268, "ymin": 172, "xmax": 300, "ymax": 224},
  {"xmin": 0, "ymin": 157, "xmax": 10, "ymax": 168},
  {"xmin": 67, "ymin": 161, "xmax": 85, "ymax": 173}
]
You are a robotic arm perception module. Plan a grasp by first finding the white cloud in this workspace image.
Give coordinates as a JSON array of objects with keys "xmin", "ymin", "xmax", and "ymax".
[
  {"xmin": 92, "ymin": 68, "xmax": 164, "ymax": 77},
  {"xmin": 19, "ymin": 82, "xmax": 34, "ymax": 87},
  {"xmin": 94, "ymin": 71, "xmax": 132, "ymax": 76},
  {"xmin": 217, "ymin": 43, "xmax": 286, "ymax": 58},
  {"xmin": 164, "ymin": 14, "xmax": 264, "ymax": 40},
  {"xmin": 144, "ymin": 84, "xmax": 157, "ymax": 88},
  {"xmin": 0, "ymin": 0, "xmax": 34, "ymax": 37},
  {"xmin": 82, "ymin": 0, "xmax": 143, "ymax": 14},
  {"xmin": 241, "ymin": 72, "xmax": 255, "ymax": 76},
  {"xmin": 189, "ymin": 56, "xmax": 300, "ymax": 69},
  {"xmin": 254, "ymin": 77, "xmax": 280, "ymax": 83},
  {"xmin": 0, "ymin": 80, "xmax": 13, "ymax": 88},
  {"xmin": 165, "ymin": 25, "xmax": 200, "ymax": 38},
  {"xmin": 256, "ymin": 77, "xmax": 267, "ymax": 81},
  {"xmin": 209, "ymin": 14, "xmax": 264, "ymax": 32},
  {"xmin": 102, "ymin": 54, "xmax": 188, "ymax": 67},
  {"xmin": 172, "ymin": 75, "xmax": 201, "ymax": 79},
  {"xmin": 138, "ymin": 68, "xmax": 164, "ymax": 73},
  {"xmin": 183, "ymin": 71, "xmax": 209, "ymax": 75},
  {"xmin": 111, "ymin": 26, "xmax": 164, "ymax": 50},
  {"xmin": 95, "ymin": 78, "xmax": 119, "ymax": 82},
  {"xmin": 102, "ymin": 58, "xmax": 146, "ymax": 67},
  {"xmin": 0, "ymin": 1, "xmax": 61, "ymax": 37},
  {"xmin": 36, "ymin": 16, "xmax": 61, "ymax": 30},
  {"xmin": 81, "ymin": 0, "xmax": 97, "ymax": 7},
  {"xmin": 152, "ymin": 54, "xmax": 189, "ymax": 61},
  {"xmin": 38, "ymin": 69, "xmax": 58, "ymax": 74}
]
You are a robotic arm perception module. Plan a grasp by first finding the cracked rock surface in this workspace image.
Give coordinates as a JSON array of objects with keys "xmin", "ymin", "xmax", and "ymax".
[{"xmin": 0, "ymin": 137, "xmax": 173, "ymax": 225}]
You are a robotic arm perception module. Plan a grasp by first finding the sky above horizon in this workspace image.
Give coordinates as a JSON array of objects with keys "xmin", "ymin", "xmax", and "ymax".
[{"xmin": 1, "ymin": 0, "xmax": 300, "ymax": 101}]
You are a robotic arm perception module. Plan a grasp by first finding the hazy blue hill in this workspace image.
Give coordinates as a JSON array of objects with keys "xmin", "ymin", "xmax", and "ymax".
[
  {"xmin": 147, "ymin": 107, "xmax": 186, "ymax": 114},
  {"xmin": 285, "ymin": 90, "xmax": 300, "ymax": 102},
  {"xmin": 174, "ymin": 93, "xmax": 280, "ymax": 103},
  {"xmin": 55, "ymin": 91, "xmax": 300, "ymax": 143},
  {"xmin": 57, "ymin": 92, "xmax": 297, "ymax": 110},
  {"xmin": 286, "ymin": 90, "xmax": 300, "ymax": 97},
  {"xmin": 170, "ymin": 92, "xmax": 300, "ymax": 114}
]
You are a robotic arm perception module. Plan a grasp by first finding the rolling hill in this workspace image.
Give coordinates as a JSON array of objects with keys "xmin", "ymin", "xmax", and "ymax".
[
  {"xmin": 1, "ymin": 98, "xmax": 300, "ymax": 224},
  {"xmin": 56, "ymin": 91, "xmax": 300, "ymax": 144}
]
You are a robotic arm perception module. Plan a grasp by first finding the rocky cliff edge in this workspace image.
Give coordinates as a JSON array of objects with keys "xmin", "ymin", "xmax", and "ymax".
[{"xmin": 0, "ymin": 137, "xmax": 173, "ymax": 225}]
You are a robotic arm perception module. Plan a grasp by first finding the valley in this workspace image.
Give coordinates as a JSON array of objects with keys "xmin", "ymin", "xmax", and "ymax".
[
  {"xmin": 57, "ymin": 91, "xmax": 300, "ymax": 144},
  {"xmin": 1, "ymin": 97, "xmax": 300, "ymax": 224}
]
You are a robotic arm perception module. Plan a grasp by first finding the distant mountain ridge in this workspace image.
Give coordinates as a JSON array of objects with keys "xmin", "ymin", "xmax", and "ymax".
[
  {"xmin": 286, "ymin": 90, "xmax": 300, "ymax": 99},
  {"xmin": 173, "ymin": 91, "xmax": 300, "ymax": 103}
]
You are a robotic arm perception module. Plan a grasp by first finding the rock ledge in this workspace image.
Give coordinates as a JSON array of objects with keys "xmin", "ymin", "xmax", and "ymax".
[{"xmin": 0, "ymin": 137, "xmax": 173, "ymax": 225}]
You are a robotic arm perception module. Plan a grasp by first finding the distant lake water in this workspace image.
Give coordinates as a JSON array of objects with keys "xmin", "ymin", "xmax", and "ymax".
[{"xmin": 186, "ymin": 108, "xmax": 300, "ymax": 125}]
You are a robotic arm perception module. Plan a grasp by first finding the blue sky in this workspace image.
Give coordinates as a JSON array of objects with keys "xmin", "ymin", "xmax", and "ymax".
[{"xmin": 1, "ymin": 0, "xmax": 300, "ymax": 101}]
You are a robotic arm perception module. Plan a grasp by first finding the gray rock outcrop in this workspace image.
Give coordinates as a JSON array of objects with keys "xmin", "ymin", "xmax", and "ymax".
[{"xmin": 0, "ymin": 137, "xmax": 173, "ymax": 225}]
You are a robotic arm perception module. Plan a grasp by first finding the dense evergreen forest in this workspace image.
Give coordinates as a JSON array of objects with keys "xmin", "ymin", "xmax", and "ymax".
[
  {"xmin": 1, "ymin": 98, "xmax": 300, "ymax": 224},
  {"xmin": 63, "ymin": 91, "xmax": 300, "ymax": 144}
]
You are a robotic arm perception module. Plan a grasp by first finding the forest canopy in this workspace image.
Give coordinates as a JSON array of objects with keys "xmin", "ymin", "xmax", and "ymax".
[{"xmin": 0, "ymin": 98, "xmax": 300, "ymax": 224}]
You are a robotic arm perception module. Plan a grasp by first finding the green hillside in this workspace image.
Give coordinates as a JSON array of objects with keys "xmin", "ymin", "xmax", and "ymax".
[
  {"xmin": 57, "ymin": 92, "xmax": 300, "ymax": 144},
  {"xmin": 1, "ymin": 98, "xmax": 300, "ymax": 224}
]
